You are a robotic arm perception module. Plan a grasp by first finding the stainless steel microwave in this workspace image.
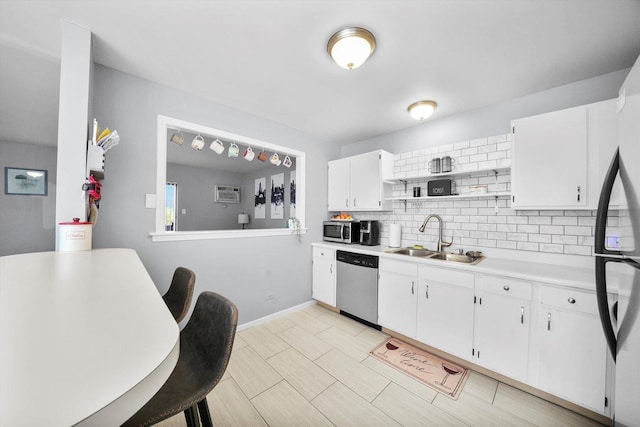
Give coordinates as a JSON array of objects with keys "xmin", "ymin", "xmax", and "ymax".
[{"xmin": 323, "ymin": 221, "xmax": 360, "ymax": 244}]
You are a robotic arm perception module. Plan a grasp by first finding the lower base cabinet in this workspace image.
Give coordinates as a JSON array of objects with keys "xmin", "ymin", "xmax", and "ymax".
[
  {"xmin": 529, "ymin": 285, "xmax": 610, "ymax": 414},
  {"xmin": 378, "ymin": 259, "xmax": 418, "ymax": 338},
  {"xmin": 474, "ymin": 275, "xmax": 532, "ymax": 383},
  {"xmin": 371, "ymin": 253, "xmax": 612, "ymax": 417},
  {"xmin": 312, "ymin": 247, "xmax": 335, "ymax": 306},
  {"xmin": 416, "ymin": 266, "xmax": 475, "ymax": 361}
]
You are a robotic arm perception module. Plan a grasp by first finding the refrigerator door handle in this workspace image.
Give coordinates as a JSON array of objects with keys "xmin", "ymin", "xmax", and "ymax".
[
  {"xmin": 595, "ymin": 149, "xmax": 621, "ymax": 361},
  {"xmin": 596, "ymin": 256, "xmax": 618, "ymax": 361},
  {"xmin": 595, "ymin": 148, "xmax": 621, "ymax": 256}
]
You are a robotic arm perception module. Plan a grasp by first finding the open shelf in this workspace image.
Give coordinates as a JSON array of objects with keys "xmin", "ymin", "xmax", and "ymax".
[
  {"xmin": 385, "ymin": 166, "xmax": 510, "ymax": 184},
  {"xmin": 386, "ymin": 191, "xmax": 511, "ymax": 202},
  {"xmin": 387, "ymin": 191, "xmax": 511, "ymax": 212}
]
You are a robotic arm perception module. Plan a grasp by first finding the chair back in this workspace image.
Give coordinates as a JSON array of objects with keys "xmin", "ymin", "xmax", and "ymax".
[
  {"xmin": 163, "ymin": 267, "xmax": 195, "ymax": 323},
  {"xmin": 181, "ymin": 291, "xmax": 238, "ymax": 390}
]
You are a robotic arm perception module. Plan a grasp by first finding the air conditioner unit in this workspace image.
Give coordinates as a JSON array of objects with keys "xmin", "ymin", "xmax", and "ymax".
[{"xmin": 214, "ymin": 185, "xmax": 240, "ymax": 204}]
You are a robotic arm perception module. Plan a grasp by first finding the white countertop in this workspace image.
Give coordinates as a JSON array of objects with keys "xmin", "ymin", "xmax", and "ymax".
[
  {"xmin": 313, "ymin": 242, "xmax": 604, "ymax": 291},
  {"xmin": 0, "ymin": 248, "xmax": 180, "ymax": 427}
]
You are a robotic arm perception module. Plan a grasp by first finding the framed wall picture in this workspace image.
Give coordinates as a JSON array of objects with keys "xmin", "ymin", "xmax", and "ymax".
[
  {"xmin": 270, "ymin": 173, "xmax": 284, "ymax": 219},
  {"xmin": 254, "ymin": 177, "xmax": 266, "ymax": 219},
  {"xmin": 5, "ymin": 167, "xmax": 48, "ymax": 196}
]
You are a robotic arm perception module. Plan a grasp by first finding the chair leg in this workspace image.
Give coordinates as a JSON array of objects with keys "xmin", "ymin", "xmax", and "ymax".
[
  {"xmin": 184, "ymin": 404, "xmax": 201, "ymax": 427},
  {"xmin": 197, "ymin": 398, "xmax": 214, "ymax": 427}
]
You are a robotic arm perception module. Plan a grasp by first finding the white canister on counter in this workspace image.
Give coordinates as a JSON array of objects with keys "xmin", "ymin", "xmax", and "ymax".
[
  {"xmin": 57, "ymin": 218, "xmax": 92, "ymax": 252},
  {"xmin": 389, "ymin": 223, "xmax": 402, "ymax": 248}
]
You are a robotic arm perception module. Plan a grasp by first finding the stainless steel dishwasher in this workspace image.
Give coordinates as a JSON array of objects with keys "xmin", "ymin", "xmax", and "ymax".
[{"xmin": 336, "ymin": 250, "xmax": 380, "ymax": 329}]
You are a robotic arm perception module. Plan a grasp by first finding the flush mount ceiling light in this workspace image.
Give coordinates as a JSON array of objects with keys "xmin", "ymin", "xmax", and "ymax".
[
  {"xmin": 327, "ymin": 27, "xmax": 376, "ymax": 70},
  {"xmin": 408, "ymin": 100, "xmax": 438, "ymax": 120}
]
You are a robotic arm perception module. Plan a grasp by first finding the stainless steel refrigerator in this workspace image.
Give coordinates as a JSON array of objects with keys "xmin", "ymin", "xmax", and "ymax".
[{"xmin": 595, "ymin": 53, "xmax": 640, "ymax": 426}]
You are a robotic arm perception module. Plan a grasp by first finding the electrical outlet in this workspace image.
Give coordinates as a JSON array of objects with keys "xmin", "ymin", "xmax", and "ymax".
[{"xmin": 266, "ymin": 293, "xmax": 275, "ymax": 301}]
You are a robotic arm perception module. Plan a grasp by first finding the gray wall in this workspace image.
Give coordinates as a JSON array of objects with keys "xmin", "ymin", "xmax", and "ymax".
[
  {"xmin": 92, "ymin": 64, "xmax": 338, "ymax": 324},
  {"xmin": 240, "ymin": 165, "xmax": 296, "ymax": 229},
  {"xmin": 0, "ymin": 141, "xmax": 57, "ymax": 256},
  {"xmin": 341, "ymin": 69, "xmax": 629, "ymax": 157},
  {"xmin": 167, "ymin": 163, "xmax": 245, "ymax": 231}
]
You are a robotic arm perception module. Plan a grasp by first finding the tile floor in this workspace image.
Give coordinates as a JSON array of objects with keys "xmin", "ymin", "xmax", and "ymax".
[{"xmin": 157, "ymin": 303, "xmax": 604, "ymax": 427}]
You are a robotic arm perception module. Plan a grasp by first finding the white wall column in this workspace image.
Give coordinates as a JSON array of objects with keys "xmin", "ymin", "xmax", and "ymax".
[{"xmin": 55, "ymin": 21, "xmax": 92, "ymax": 229}]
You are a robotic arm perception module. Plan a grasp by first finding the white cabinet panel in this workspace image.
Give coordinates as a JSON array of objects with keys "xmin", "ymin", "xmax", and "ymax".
[
  {"xmin": 327, "ymin": 158, "xmax": 350, "ymax": 211},
  {"xmin": 416, "ymin": 276, "xmax": 474, "ymax": 361},
  {"xmin": 531, "ymin": 285, "xmax": 609, "ymax": 414},
  {"xmin": 474, "ymin": 275, "xmax": 532, "ymax": 382},
  {"xmin": 511, "ymin": 105, "xmax": 587, "ymax": 209},
  {"xmin": 378, "ymin": 259, "xmax": 417, "ymax": 338},
  {"xmin": 327, "ymin": 150, "xmax": 392, "ymax": 212},
  {"xmin": 312, "ymin": 247, "xmax": 336, "ymax": 306}
]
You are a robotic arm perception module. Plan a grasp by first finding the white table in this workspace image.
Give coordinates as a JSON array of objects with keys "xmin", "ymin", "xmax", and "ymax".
[{"xmin": 0, "ymin": 248, "xmax": 180, "ymax": 426}]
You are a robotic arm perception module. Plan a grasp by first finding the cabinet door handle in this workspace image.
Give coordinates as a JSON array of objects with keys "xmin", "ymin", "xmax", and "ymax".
[
  {"xmin": 411, "ymin": 281, "xmax": 415, "ymax": 295},
  {"xmin": 521, "ymin": 306, "xmax": 524, "ymax": 324},
  {"xmin": 425, "ymin": 284, "xmax": 429, "ymax": 299},
  {"xmin": 346, "ymin": 198, "xmax": 349, "ymax": 208},
  {"xmin": 547, "ymin": 312, "xmax": 551, "ymax": 331},
  {"xmin": 330, "ymin": 264, "xmax": 333, "ymax": 274},
  {"xmin": 577, "ymin": 186, "xmax": 581, "ymax": 202},
  {"xmin": 503, "ymin": 285, "xmax": 510, "ymax": 291},
  {"xmin": 353, "ymin": 198, "xmax": 357, "ymax": 208},
  {"xmin": 568, "ymin": 297, "xmax": 576, "ymax": 304}
]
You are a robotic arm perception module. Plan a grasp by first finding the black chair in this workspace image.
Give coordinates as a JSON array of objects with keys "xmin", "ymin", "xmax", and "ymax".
[
  {"xmin": 162, "ymin": 267, "xmax": 196, "ymax": 323},
  {"xmin": 122, "ymin": 291, "xmax": 238, "ymax": 427}
]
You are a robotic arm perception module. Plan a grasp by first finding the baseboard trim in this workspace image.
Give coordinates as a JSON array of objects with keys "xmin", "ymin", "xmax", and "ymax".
[{"xmin": 236, "ymin": 300, "xmax": 317, "ymax": 331}]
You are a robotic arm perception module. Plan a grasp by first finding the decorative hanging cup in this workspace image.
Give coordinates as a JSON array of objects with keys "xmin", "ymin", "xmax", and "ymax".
[
  {"xmin": 243, "ymin": 147, "xmax": 255, "ymax": 161},
  {"xmin": 209, "ymin": 138, "xmax": 224, "ymax": 154},
  {"xmin": 170, "ymin": 132, "xmax": 184, "ymax": 146},
  {"xmin": 270, "ymin": 152, "xmax": 281, "ymax": 166},
  {"xmin": 191, "ymin": 134, "xmax": 205, "ymax": 150},
  {"xmin": 228, "ymin": 142, "xmax": 239, "ymax": 157},
  {"xmin": 283, "ymin": 155, "xmax": 292, "ymax": 168},
  {"xmin": 257, "ymin": 151, "xmax": 268, "ymax": 162}
]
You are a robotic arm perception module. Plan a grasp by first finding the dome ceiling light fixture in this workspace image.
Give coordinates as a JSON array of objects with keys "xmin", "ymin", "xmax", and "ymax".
[
  {"xmin": 327, "ymin": 27, "xmax": 376, "ymax": 70},
  {"xmin": 408, "ymin": 100, "xmax": 438, "ymax": 120}
]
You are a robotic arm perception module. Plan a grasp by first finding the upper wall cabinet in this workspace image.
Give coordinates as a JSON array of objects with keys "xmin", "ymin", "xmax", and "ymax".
[
  {"xmin": 511, "ymin": 99, "xmax": 618, "ymax": 210},
  {"xmin": 511, "ymin": 105, "xmax": 587, "ymax": 210},
  {"xmin": 328, "ymin": 150, "xmax": 393, "ymax": 211}
]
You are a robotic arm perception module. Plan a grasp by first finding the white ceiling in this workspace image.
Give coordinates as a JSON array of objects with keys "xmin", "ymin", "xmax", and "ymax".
[{"xmin": 1, "ymin": 0, "xmax": 640, "ymax": 148}]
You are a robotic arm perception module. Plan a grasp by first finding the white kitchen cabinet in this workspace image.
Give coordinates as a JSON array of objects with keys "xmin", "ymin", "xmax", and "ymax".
[
  {"xmin": 312, "ymin": 247, "xmax": 336, "ymax": 306},
  {"xmin": 327, "ymin": 150, "xmax": 393, "ymax": 211},
  {"xmin": 474, "ymin": 274, "xmax": 532, "ymax": 382},
  {"xmin": 511, "ymin": 105, "xmax": 587, "ymax": 209},
  {"xmin": 378, "ymin": 258, "xmax": 418, "ymax": 338},
  {"xmin": 416, "ymin": 266, "xmax": 475, "ymax": 361},
  {"xmin": 530, "ymin": 285, "xmax": 609, "ymax": 414},
  {"xmin": 586, "ymin": 99, "xmax": 624, "ymax": 209}
]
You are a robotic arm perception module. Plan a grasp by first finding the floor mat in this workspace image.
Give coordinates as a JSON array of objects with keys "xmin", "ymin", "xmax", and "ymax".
[{"xmin": 370, "ymin": 337, "xmax": 470, "ymax": 400}]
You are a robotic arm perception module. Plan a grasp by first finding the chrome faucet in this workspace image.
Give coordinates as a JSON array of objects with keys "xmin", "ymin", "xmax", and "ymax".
[{"xmin": 418, "ymin": 214, "xmax": 452, "ymax": 252}]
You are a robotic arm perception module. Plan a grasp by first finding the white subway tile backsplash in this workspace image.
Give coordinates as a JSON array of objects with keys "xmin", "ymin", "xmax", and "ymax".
[
  {"xmin": 470, "ymin": 137, "xmax": 488, "ymax": 147},
  {"xmin": 539, "ymin": 243, "xmax": 564, "ymax": 253},
  {"xmin": 453, "ymin": 140, "xmax": 470, "ymax": 150},
  {"xmin": 517, "ymin": 224, "xmax": 540, "ymax": 234},
  {"xmin": 528, "ymin": 216, "xmax": 552, "ymax": 225},
  {"xmin": 552, "ymin": 216, "xmax": 578, "ymax": 226},
  {"xmin": 517, "ymin": 241, "xmax": 539, "ymax": 251},
  {"xmin": 357, "ymin": 133, "xmax": 602, "ymax": 256},
  {"xmin": 564, "ymin": 226, "xmax": 592, "ymax": 236},
  {"xmin": 461, "ymin": 147, "xmax": 478, "ymax": 156},
  {"xmin": 497, "ymin": 240, "xmax": 517, "ymax": 249},
  {"xmin": 552, "ymin": 235, "xmax": 578, "ymax": 245},
  {"xmin": 540, "ymin": 225, "xmax": 564, "ymax": 234}
]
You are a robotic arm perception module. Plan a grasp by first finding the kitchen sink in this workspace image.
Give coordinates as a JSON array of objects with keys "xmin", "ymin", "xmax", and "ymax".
[
  {"xmin": 385, "ymin": 247, "xmax": 436, "ymax": 257},
  {"xmin": 385, "ymin": 247, "xmax": 484, "ymax": 265}
]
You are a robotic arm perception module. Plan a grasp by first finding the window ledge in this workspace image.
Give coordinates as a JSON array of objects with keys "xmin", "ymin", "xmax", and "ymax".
[{"xmin": 150, "ymin": 228, "xmax": 307, "ymax": 242}]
